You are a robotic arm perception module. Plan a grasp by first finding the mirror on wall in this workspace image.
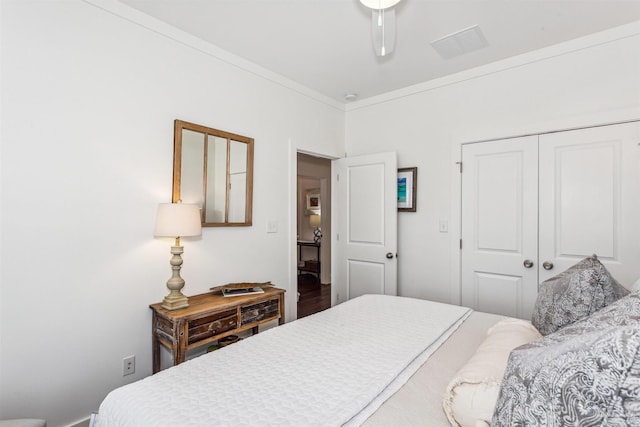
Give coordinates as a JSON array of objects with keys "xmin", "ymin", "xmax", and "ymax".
[{"xmin": 173, "ymin": 120, "xmax": 254, "ymax": 227}]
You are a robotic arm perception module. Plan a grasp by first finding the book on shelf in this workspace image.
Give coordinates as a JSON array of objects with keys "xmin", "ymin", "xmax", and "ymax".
[{"xmin": 221, "ymin": 287, "xmax": 265, "ymax": 297}]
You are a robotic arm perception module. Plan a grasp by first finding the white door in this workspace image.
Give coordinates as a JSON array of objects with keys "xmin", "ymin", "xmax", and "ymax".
[
  {"xmin": 332, "ymin": 152, "xmax": 397, "ymax": 303},
  {"xmin": 538, "ymin": 122, "xmax": 640, "ymax": 285},
  {"xmin": 461, "ymin": 136, "xmax": 539, "ymax": 319},
  {"xmin": 461, "ymin": 121, "xmax": 640, "ymax": 319}
]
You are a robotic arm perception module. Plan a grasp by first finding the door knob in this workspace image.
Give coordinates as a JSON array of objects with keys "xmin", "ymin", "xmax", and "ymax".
[
  {"xmin": 523, "ymin": 259, "xmax": 534, "ymax": 268},
  {"xmin": 543, "ymin": 261, "xmax": 554, "ymax": 270},
  {"xmin": 386, "ymin": 252, "xmax": 394, "ymax": 259}
]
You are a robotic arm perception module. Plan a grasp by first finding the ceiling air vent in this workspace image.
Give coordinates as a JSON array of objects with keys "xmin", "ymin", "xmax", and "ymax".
[{"xmin": 430, "ymin": 25, "xmax": 488, "ymax": 59}]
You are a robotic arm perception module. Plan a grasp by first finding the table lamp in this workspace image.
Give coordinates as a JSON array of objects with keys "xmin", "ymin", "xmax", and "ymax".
[
  {"xmin": 154, "ymin": 203, "xmax": 202, "ymax": 310},
  {"xmin": 310, "ymin": 214, "xmax": 322, "ymax": 243}
]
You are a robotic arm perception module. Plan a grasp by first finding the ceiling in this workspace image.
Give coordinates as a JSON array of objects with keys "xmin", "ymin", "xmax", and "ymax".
[{"xmin": 119, "ymin": 0, "xmax": 640, "ymax": 104}]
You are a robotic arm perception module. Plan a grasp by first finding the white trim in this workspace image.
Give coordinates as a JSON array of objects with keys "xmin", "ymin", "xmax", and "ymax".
[
  {"xmin": 66, "ymin": 415, "xmax": 91, "ymax": 427},
  {"xmin": 81, "ymin": 0, "xmax": 344, "ymax": 112},
  {"xmin": 289, "ymin": 143, "xmax": 340, "ymax": 320},
  {"xmin": 449, "ymin": 142, "xmax": 462, "ymax": 305},
  {"xmin": 81, "ymin": 1, "xmax": 639, "ymax": 113},
  {"xmin": 347, "ymin": 20, "xmax": 640, "ymax": 111},
  {"xmin": 288, "ymin": 139, "xmax": 298, "ymax": 322}
]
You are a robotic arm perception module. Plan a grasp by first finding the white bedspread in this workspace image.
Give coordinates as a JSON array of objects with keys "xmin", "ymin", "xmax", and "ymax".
[{"xmin": 96, "ymin": 294, "xmax": 470, "ymax": 427}]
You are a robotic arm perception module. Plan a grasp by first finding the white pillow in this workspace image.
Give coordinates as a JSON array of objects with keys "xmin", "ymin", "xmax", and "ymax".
[
  {"xmin": 443, "ymin": 318, "xmax": 542, "ymax": 427},
  {"xmin": 630, "ymin": 277, "xmax": 640, "ymax": 292}
]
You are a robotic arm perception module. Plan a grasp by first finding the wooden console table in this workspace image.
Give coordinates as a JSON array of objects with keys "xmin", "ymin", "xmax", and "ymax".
[
  {"xmin": 297, "ymin": 240, "xmax": 321, "ymax": 283},
  {"xmin": 150, "ymin": 287, "xmax": 285, "ymax": 373}
]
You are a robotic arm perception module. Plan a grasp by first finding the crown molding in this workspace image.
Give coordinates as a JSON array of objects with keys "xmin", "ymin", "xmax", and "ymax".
[
  {"xmin": 346, "ymin": 20, "xmax": 640, "ymax": 112},
  {"xmin": 82, "ymin": 0, "xmax": 346, "ymax": 112}
]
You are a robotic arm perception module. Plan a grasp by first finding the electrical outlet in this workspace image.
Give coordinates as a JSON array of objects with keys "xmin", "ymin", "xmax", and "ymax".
[{"xmin": 123, "ymin": 355, "xmax": 135, "ymax": 376}]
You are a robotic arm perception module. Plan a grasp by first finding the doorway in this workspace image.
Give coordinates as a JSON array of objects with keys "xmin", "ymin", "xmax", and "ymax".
[{"xmin": 297, "ymin": 153, "xmax": 331, "ymax": 318}]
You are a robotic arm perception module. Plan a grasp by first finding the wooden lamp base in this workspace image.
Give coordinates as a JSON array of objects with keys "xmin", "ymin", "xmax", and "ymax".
[{"xmin": 161, "ymin": 244, "xmax": 190, "ymax": 310}]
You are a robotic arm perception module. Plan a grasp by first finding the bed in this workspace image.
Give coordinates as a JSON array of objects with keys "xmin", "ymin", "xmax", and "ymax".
[
  {"xmin": 95, "ymin": 295, "xmax": 502, "ymax": 426},
  {"xmin": 95, "ymin": 257, "xmax": 640, "ymax": 426}
]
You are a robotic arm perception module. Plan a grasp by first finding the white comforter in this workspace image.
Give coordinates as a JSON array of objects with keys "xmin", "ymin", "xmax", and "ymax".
[{"xmin": 97, "ymin": 294, "xmax": 470, "ymax": 427}]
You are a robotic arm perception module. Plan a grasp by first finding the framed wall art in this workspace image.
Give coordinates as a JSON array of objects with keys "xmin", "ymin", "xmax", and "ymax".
[
  {"xmin": 305, "ymin": 188, "xmax": 321, "ymax": 215},
  {"xmin": 397, "ymin": 167, "xmax": 417, "ymax": 212}
]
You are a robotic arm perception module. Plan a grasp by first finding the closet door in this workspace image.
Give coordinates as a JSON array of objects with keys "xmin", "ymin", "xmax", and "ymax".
[
  {"xmin": 538, "ymin": 122, "xmax": 640, "ymax": 285},
  {"xmin": 461, "ymin": 136, "xmax": 539, "ymax": 319},
  {"xmin": 461, "ymin": 121, "xmax": 640, "ymax": 320}
]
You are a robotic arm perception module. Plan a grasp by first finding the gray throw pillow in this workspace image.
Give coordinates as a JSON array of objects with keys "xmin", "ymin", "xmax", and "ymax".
[
  {"xmin": 492, "ymin": 292, "xmax": 640, "ymax": 427},
  {"xmin": 531, "ymin": 255, "xmax": 628, "ymax": 335}
]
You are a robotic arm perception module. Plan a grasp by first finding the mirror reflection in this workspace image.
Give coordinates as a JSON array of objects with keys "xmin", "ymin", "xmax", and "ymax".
[{"xmin": 173, "ymin": 120, "xmax": 254, "ymax": 227}]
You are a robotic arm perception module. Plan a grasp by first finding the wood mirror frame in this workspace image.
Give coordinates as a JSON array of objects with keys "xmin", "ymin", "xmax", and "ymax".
[{"xmin": 172, "ymin": 120, "xmax": 254, "ymax": 227}]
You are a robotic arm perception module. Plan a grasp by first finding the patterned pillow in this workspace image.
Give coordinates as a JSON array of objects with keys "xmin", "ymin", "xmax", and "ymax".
[
  {"xmin": 531, "ymin": 255, "xmax": 628, "ymax": 335},
  {"xmin": 492, "ymin": 292, "xmax": 640, "ymax": 426}
]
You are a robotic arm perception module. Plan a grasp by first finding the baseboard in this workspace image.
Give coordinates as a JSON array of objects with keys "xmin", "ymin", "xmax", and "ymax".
[{"xmin": 65, "ymin": 416, "xmax": 90, "ymax": 427}]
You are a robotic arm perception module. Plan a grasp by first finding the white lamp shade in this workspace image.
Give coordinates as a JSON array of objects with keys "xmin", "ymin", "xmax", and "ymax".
[
  {"xmin": 154, "ymin": 203, "xmax": 202, "ymax": 238},
  {"xmin": 309, "ymin": 214, "xmax": 321, "ymax": 228},
  {"xmin": 360, "ymin": 0, "xmax": 401, "ymax": 10}
]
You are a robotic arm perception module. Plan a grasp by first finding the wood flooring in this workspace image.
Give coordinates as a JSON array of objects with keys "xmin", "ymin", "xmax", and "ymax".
[{"xmin": 297, "ymin": 274, "xmax": 331, "ymax": 319}]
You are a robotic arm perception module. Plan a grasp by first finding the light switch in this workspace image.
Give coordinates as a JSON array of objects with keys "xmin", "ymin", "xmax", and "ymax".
[
  {"xmin": 267, "ymin": 220, "xmax": 278, "ymax": 233},
  {"xmin": 439, "ymin": 220, "xmax": 449, "ymax": 233}
]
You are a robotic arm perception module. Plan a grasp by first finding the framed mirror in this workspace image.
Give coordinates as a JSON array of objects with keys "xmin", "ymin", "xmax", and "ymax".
[{"xmin": 173, "ymin": 120, "xmax": 254, "ymax": 227}]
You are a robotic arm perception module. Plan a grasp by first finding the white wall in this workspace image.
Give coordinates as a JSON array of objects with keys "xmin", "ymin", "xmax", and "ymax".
[
  {"xmin": 0, "ymin": 1, "xmax": 343, "ymax": 425},
  {"xmin": 2, "ymin": 2, "xmax": 638, "ymax": 425},
  {"xmin": 345, "ymin": 22, "xmax": 640, "ymax": 305}
]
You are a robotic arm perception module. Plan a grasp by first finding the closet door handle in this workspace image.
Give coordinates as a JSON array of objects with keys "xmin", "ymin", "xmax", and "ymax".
[
  {"xmin": 523, "ymin": 259, "xmax": 534, "ymax": 268},
  {"xmin": 386, "ymin": 252, "xmax": 394, "ymax": 259},
  {"xmin": 543, "ymin": 261, "xmax": 554, "ymax": 270}
]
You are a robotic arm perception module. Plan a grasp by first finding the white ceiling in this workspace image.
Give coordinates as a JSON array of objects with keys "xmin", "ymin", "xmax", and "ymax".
[{"xmin": 119, "ymin": 0, "xmax": 640, "ymax": 103}]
